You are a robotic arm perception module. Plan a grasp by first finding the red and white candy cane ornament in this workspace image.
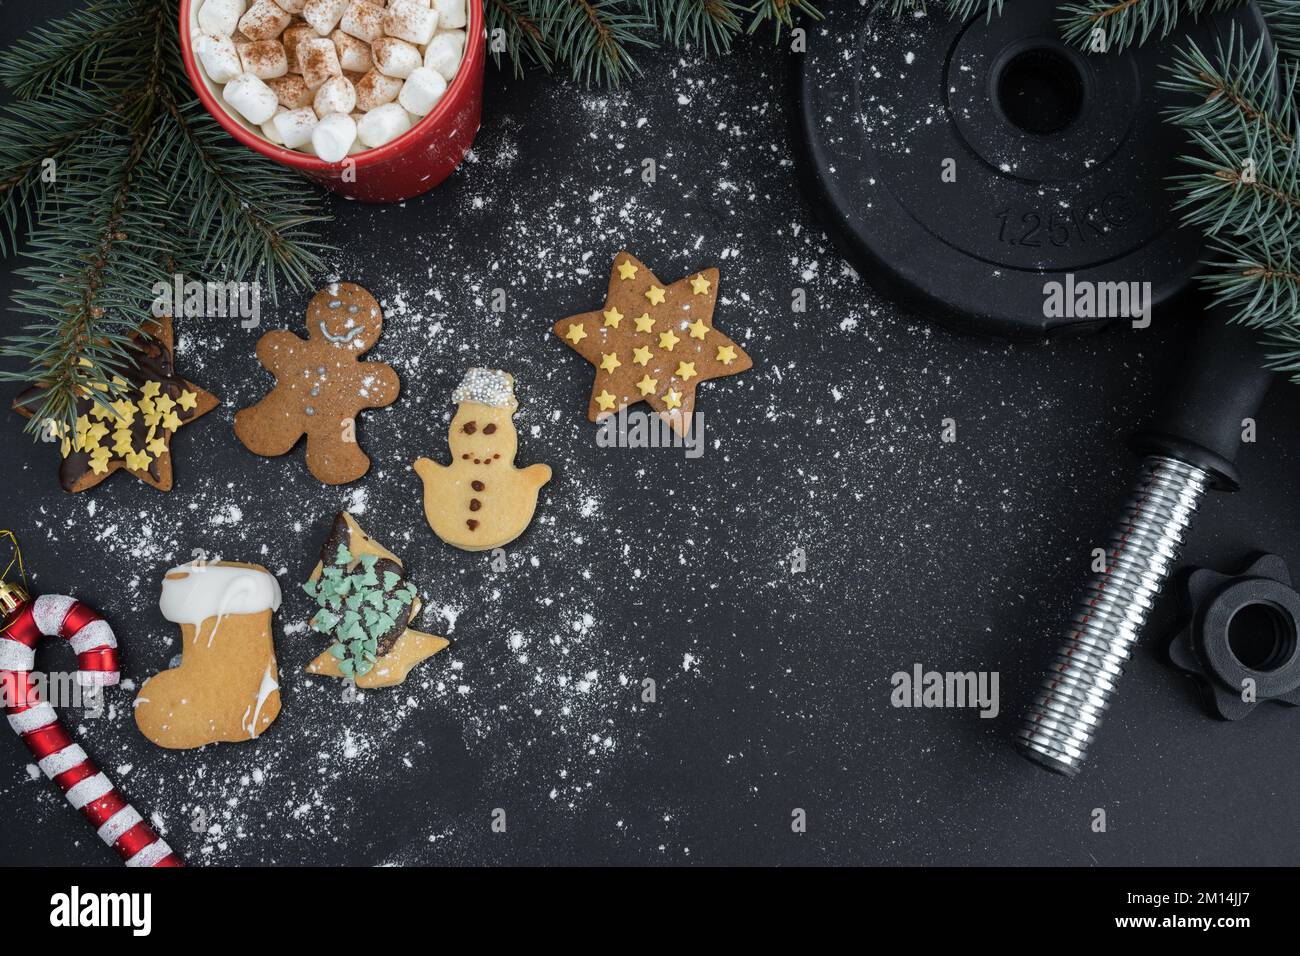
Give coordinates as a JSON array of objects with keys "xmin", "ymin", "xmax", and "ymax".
[{"xmin": 0, "ymin": 579, "xmax": 181, "ymax": 866}]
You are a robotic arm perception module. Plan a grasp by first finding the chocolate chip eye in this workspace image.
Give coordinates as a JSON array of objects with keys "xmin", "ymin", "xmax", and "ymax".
[
  {"xmin": 483, "ymin": 423, "xmax": 497, "ymax": 434},
  {"xmin": 462, "ymin": 421, "xmax": 477, "ymax": 434}
]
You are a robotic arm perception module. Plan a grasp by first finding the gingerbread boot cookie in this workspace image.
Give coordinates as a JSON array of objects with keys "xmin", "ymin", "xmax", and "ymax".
[
  {"xmin": 135, "ymin": 561, "xmax": 283, "ymax": 749},
  {"xmin": 414, "ymin": 369, "xmax": 551, "ymax": 552},
  {"xmin": 234, "ymin": 282, "xmax": 400, "ymax": 485}
]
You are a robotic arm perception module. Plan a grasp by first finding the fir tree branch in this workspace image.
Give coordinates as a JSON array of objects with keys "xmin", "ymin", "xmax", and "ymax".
[
  {"xmin": 874, "ymin": 0, "xmax": 1003, "ymax": 21},
  {"xmin": 490, "ymin": 0, "xmax": 824, "ymax": 85},
  {"xmin": 545, "ymin": 0, "xmax": 656, "ymax": 88},
  {"xmin": 0, "ymin": 0, "xmax": 332, "ymax": 437},
  {"xmin": 486, "ymin": 0, "xmax": 553, "ymax": 78},
  {"xmin": 745, "ymin": 0, "xmax": 824, "ymax": 37},
  {"xmin": 1258, "ymin": 0, "xmax": 1300, "ymax": 64},
  {"xmin": 1058, "ymin": 0, "xmax": 1244, "ymax": 52},
  {"xmin": 0, "ymin": 0, "xmax": 147, "ymax": 101},
  {"xmin": 658, "ymin": 0, "xmax": 744, "ymax": 55},
  {"xmin": 1163, "ymin": 28, "xmax": 1300, "ymax": 382}
]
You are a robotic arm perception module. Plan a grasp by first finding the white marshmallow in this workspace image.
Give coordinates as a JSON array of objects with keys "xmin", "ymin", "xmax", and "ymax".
[
  {"xmin": 267, "ymin": 73, "xmax": 313, "ymax": 108},
  {"xmin": 260, "ymin": 106, "xmax": 286, "ymax": 144},
  {"xmin": 398, "ymin": 66, "xmax": 445, "ymax": 116},
  {"xmin": 432, "ymin": 0, "xmax": 465, "ymax": 30},
  {"xmin": 340, "ymin": 1, "xmax": 386, "ymax": 42},
  {"xmin": 348, "ymin": 113, "xmax": 369, "ymax": 154},
  {"xmin": 238, "ymin": 40, "xmax": 289, "ymax": 79},
  {"xmin": 283, "ymin": 24, "xmax": 317, "ymax": 72},
  {"xmin": 354, "ymin": 69, "xmax": 403, "ymax": 110},
  {"xmin": 371, "ymin": 36, "xmax": 421, "ymax": 78},
  {"xmin": 422, "ymin": 30, "xmax": 464, "ymax": 81},
  {"xmin": 303, "ymin": 0, "xmax": 349, "ymax": 36},
  {"xmin": 331, "ymin": 29, "xmax": 373, "ymax": 71},
  {"xmin": 311, "ymin": 112, "xmax": 357, "ymax": 162},
  {"xmin": 356, "ymin": 102, "xmax": 411, "ymax": 147},
  {"xmin": 299, "ymin": 36, "xmax": 342, "ymax": 88},
  {"xmin": 194, "ymin": 33, "xmax": 242, "ymax": 84},
  {"xmin": 273, "ymin": 107, "xmax": 319, "ymax": 147},
  {"xmin": 223, "ymin": 72, "xmax": 279, "ymax": 125},
  {"xmin": 198, "ymin": 0, "xmax": 245, "ymax": 36},
  {"xmin": 238, "ymin": 0, "xmax": 292, "ymax": 40},
  {"xmin": 384, "ymin": 0, "xmax": 438, "ymax": 45},
  {"xmin": 271, "ymin": 0, "xmax": 306, "ymax": 11},
  {"xmin": 314, "ymin": 75, "xmax": 357, "ymax": 116}
]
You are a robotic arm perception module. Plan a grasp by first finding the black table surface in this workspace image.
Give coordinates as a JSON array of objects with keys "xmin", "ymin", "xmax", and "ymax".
[{"xmin": 2, "ymin": 1, "xmax": 1299, "ymax": 867}]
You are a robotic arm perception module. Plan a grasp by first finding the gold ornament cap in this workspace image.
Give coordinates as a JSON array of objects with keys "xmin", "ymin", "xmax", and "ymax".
[{"xmin": 0, "ymin": 580, "xmax": 29, "ymax": 618}]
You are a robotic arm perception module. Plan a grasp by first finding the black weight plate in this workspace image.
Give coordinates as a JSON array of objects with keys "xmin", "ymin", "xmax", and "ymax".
[{"xmin": 793, "ymin": 0, "xmax": 1268, "ymax": 339}]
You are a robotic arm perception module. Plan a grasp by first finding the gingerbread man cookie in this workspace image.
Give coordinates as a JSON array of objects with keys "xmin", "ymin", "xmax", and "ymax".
[
  {"xmin": 414, "ymin": 369, "xmax": 551, "ymax": 552},
  {"xmin": 234, "ymin": 282, "xmax": 399, "ymax": 484}
]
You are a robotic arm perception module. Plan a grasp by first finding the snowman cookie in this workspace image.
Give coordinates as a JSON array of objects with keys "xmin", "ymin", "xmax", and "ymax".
[
  {"xmin": 414, "ymin": 368, "xmax": 551, "ymax": 551},
  {"xmin": 234, "ymin": 282, "xmax": 399, "ymax": 485}
]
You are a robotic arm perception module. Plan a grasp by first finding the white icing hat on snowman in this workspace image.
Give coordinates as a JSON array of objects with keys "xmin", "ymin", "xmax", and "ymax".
[{"xmin": 451, "ymin": 368, "xmax": 516, "ymax": 409}]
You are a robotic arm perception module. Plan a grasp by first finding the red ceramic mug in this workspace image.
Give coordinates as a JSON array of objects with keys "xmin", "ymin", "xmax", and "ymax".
[{"xmin": 179, "ymin": 0, "xmax": 484, "ymax": 203}]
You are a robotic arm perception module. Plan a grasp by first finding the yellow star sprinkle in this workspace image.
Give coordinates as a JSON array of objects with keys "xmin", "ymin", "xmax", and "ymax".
[
  {"xmin": 565, "ymin": 323, "xmax": 588, "ymax": 345},
  {"xmin": 688, "ymin": 319, "xmax": 709, "ymax": 340},
  {"xmin": 176, "ymin": 390, "xmax": 198, "ymax": 411},
  {"xmin": 715, "ymin": 345, "xmax": 738, "ymax": 365},
  {"xmin": 161, "ymin": 410, "xmax": 182, "ymax": 432},
  {"xmin": 658, "ymin": 329, "xmax": 680, "ymax": 351},
  {"xmin": 634, "ymin": 313, "xmax": 654, "ymax": 333},
  {"xmin": 84, "ymin": 422, "xmax": 109, "ymax": 448},
  {"xmin": 663, "ymin": 389, "xmax": 683, "ymax": 410},
  {"xmin": 617, "ymin": 260, "xmax": 638, "ymax": 280},
  {"xmin": 147, "ymin": 434, "xmax": 167, "ymax": 456},
  {"xmin": 632, "ymin": 346, "xmax": 652, "ymax": 366},
  {"xmin": 675, "ymin": 362, "xmax": 697, "ymax": 382},
  {"xmin": 88, "ymin": 446, "xmax": 112, "ymax": 475},
  {"xmin": 140, "ymin": 380, "xmax": 161, "ymax": 399},
  {"xmin": 142, "ymin": 407, "xmax": 162, "ymax": 428},
  {"xmin": 89, "ymin": 402, "xmax": 115, "ymax": 422},
  {"xmin": 124, "ymin": 449, "xmax": 152, "ymax": 472},
  {"xmin": 644, "ymin": 285, "xmax": 666, "ymax": 306},
  {"xmin": 690, "ymin": 274, "xmax": 711, "ymax": 295},
  {"xmin": 603, "ymin": 307, "xmax": 623, "ymax": 328},
  {"xmin": 110, "ymin": 398, "xmax": 137, "ymax": 424},
  {"xmin": 595, "ymin": 390, "xmax": 617, "ymax": 411},
  {"xmin": 636, "ymin": 375, "xmax": 658, "ymax": 396},
  {"xmin": 599, "ymin": 352, "xmax": 622, "ymax": 374},
  {"xmin": 111, "ymin": 429, "xmax": 134, "ymax": 455},
  {"xmin": 153, "ymin": 393, "xmax": 176, "ymax": 415}
]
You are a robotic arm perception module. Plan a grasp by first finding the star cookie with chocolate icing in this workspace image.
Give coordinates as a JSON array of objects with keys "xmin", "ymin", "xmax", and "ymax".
[
  {"xmin": 553, "ymin": 252, "xmax": 752, "ymax": 435},
  {"xmin": 11, "ymin": 315, "xmax": 218, "ymax": 493}
]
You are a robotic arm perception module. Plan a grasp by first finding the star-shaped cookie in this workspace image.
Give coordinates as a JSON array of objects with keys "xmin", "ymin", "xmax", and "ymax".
[
  {"xmin": 11, "ymin": 315, "xmax": 218, "ymax": 493},
  {"xmin": 553, "ymin": 252, "xmax": 752, "ymax": 434}
]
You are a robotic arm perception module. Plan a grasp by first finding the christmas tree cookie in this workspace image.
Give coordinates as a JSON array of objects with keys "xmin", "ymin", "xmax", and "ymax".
[
  {"xmin": 414, "ymin": 368, "xmax": 551, "ymax": 551},
  {"xmin": 303, "ymin": 512, "xmax": 448, "ymax": 688},
  {"xmin": 553, "ymin": 252, "xmax": 752, "ymax": 434},
  {"xmin": 11, "ymin": 316, "xmax": 218, "ymax": 493}
]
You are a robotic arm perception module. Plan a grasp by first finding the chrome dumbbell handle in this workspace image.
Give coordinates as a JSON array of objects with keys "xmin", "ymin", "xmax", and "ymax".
[
  {"xmin": 1017, "ymin": 455, "xmax": 1212, "ymax": 776},
  {"xmin": 1015, "ymin": 313, "xmax": 1273, "ymax": 777}
]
